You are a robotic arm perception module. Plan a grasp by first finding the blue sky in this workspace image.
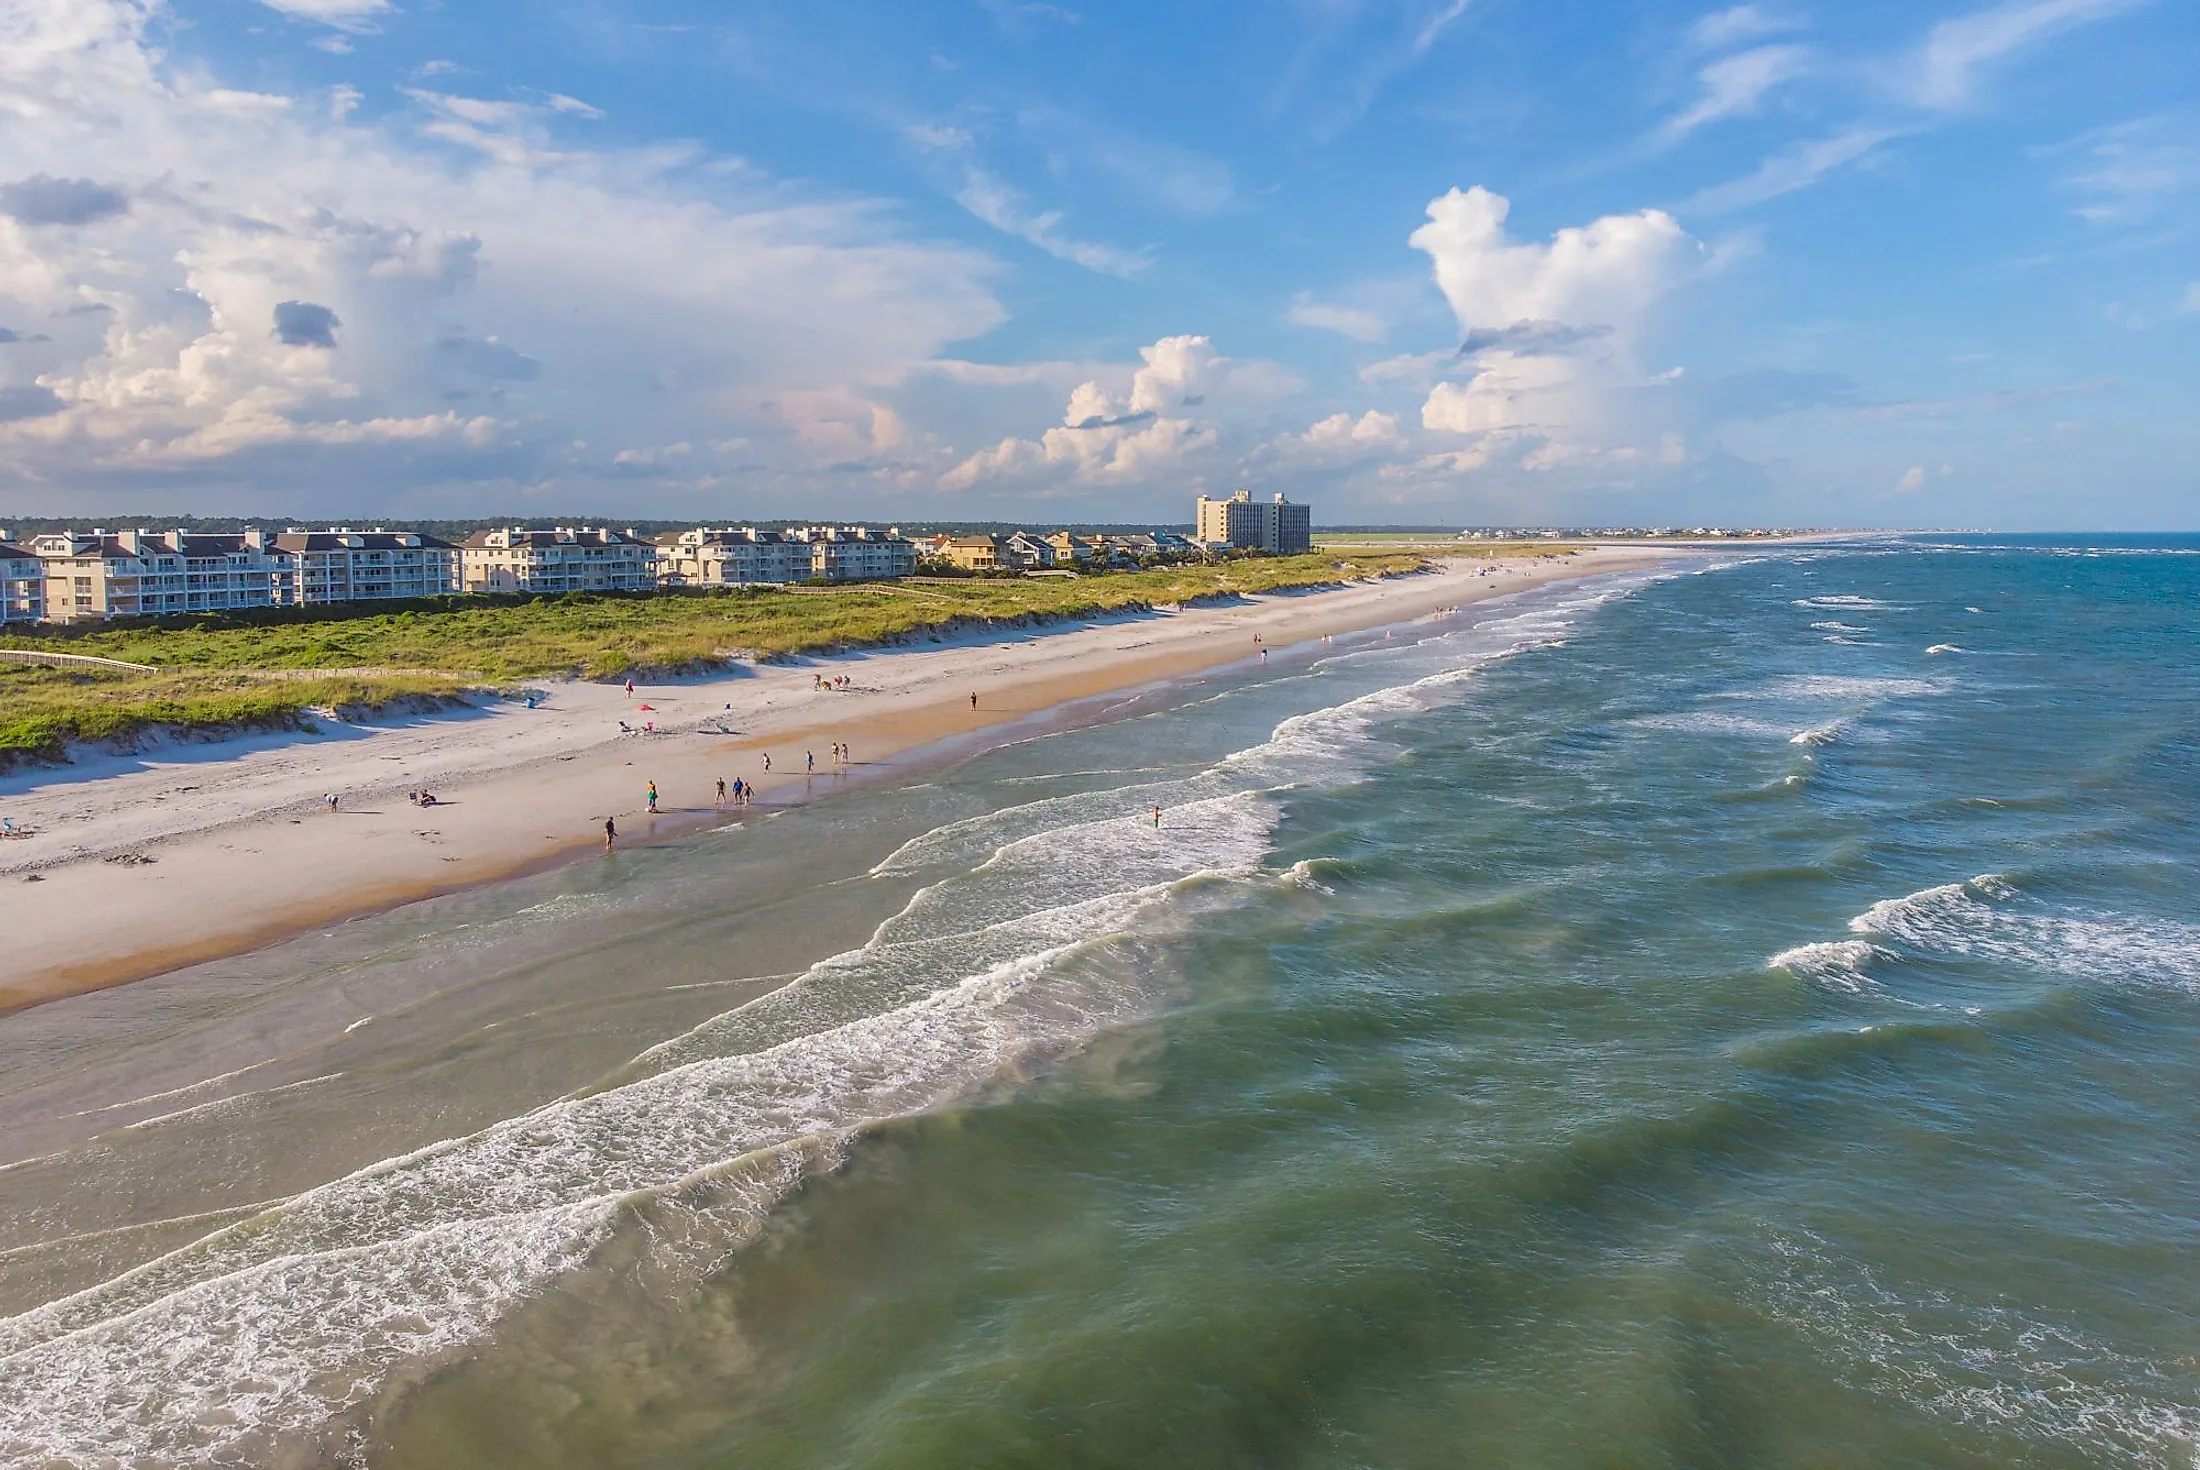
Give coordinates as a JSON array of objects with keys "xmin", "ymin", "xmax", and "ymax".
[{"xmin": 0, "ymin": 0, "xmax": 2193, "ymax": 527}]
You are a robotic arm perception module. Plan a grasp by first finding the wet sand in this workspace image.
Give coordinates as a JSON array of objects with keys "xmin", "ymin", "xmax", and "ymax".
[{"xmin": 0, "ymin": 551, "xmax": 1673, "ymax": 1010}]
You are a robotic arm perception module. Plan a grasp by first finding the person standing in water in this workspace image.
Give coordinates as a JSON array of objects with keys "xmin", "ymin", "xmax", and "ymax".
[
  {"xmin": 1152, "ymin": 805, "xmax": 1162, "ymax": 828},
  {"xmin": 970, "ymin": 692, "xmax": 978, "ymax": 710},
  {"xmin": 715, "ymin": 778, "xmax": 727, "ymax": 806},
  {"xmin": 604, "ymin": 816, "xmax": 616, "ymax": 851}
]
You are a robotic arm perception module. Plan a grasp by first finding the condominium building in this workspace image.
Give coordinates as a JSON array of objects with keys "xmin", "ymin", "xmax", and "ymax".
[
  {"xmin": 1195, "ymin": 490, "xmax": 1312, "ymax": 554},
  {"xmin": 27, "ymin": 529, "xmax": 282, "ymax": 622},
  {"xmin": 459, "ymin": 527, "xmax": 656, "ymax": 595},
  {"xmin": 788, "ymin": 526, "xmax": 920, "ymax": 582},
  {"xmin": 654, "ymin": 527, "xmax": 809, "ymax": 586},
  {"xmin": 0, "ymin": 537, "xmax": 44, "ymax": 625},
  {"xmin": 270, "ymin": 529, "xmax": 461, "ymax": 605}
]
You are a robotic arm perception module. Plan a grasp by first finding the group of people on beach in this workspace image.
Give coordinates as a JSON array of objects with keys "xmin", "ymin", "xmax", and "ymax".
[
  {"xmin": 814, "ymin": 673, "xmax": 853, "ymax": 691},
  {"xmin": 405, "ymin": 789, "xmax": 439, "ymax": 808}
]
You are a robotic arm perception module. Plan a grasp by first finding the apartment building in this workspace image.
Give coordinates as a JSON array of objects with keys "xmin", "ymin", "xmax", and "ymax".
[
  {"xmin": 27, "ymin": 529, "xmax": 281, "ymax": 622},
  {"xmin": 0, "ymin": 537, "xmax": 44, "ymax": 625},
  {"xmin": 654, "ymin": 527, "xmax": 809, "ymax": 586},
  {"xmin": 789, "ymin": 526, "xmax": 920, "ymax": 582},
  {"xmin": 271, "ymin": 529, "xmax": 461, "ymax": 605},
  {"xmin": 460, "ymin": 527, "xmax": 656, "ymax": 595},
  {"xmin": 1195, "ymin": 490, "xmax": 1312, "ymax": 554}
]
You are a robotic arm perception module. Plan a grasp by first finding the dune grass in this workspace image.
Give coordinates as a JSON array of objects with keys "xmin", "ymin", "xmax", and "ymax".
[{"xmin": 0, "ymin": 551, "xmax": 1432, "ymax": 765}]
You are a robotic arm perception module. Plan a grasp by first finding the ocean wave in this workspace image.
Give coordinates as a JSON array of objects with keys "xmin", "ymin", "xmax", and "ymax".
[
  {"xmin": 1765, "ymin": 874, "xmax": 2200, "ymax": 995},
  {"xmin": 871, "ymin": 599, "xmax": 1591, "ymax": 881},
  {"xmin": 1789, "ymin": 719, "xmax": 1846, "ymax": 747},
  {"xmin": 1926, "ymin": 643, "xmax": 1963, "ymax": 655},
  {"xmin": 1809, "ymin": 621, "xmax": 1869, "ymax": 633},
  {"xmin": 1760, "ymin": 1231, "xmax": 2199, "ymax": 1462},
  {"xmin": 1749, "ymin": 674, "xmax": 1943, "ymax": 702},
  {"xmin": 0, "ymin": 794, "xmax": 1278, "ymax": 1465},
  {"xmin": 1765, "ymin": 939, "xmax": 1885, "ymax": 991},
  {"xmin": 1792, "ymin": 594, "xmax": 1901, "ymax": 610}
]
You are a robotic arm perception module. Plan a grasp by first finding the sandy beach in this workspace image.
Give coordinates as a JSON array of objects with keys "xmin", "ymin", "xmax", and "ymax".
[{"xmin": 0, "ymin": 549, "xmax": 1672, "ymax": 1010}]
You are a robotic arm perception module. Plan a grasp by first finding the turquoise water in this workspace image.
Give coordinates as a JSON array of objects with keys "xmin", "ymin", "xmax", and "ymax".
[{"xmin": 2, "ymin": 539, "xmax": 2196, "ymax": 1467}]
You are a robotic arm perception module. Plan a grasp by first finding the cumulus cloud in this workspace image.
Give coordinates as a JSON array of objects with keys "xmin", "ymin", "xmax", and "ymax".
[
  {"xmin": 272, "ymin": 300, "xmax": 341, "ymax": 348},
  {"xmin": 1410, "ymin": 187, "xmax": 1696, "ymax": 340},
  {"xmin": 0, "ymin": 0, "xmax": 1002, "ymax": 501},
  {"xmin": 1455, "ymin": 319, "xmax": 1613, "ymax": 355},
  {"xmin": 0, "ymin": 174, "xmax": 129, "ymax": 226},
  {"xmin": 940, "ymin": 334, "xmax": 1230, "ymax": 492},
  {"xmin": 1895, "ymin": 464, "xmax": 1926, "ymax": 492},
  {"xmin": 0, "ymin": 385, "xmax": 65, "ymax": 421},
  {"xmin": 1407, "ymin": 185, "xmax": 1701, "ymax": 469}
]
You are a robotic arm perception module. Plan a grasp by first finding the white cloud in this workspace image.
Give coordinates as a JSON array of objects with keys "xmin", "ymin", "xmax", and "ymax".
[
  {"xmin": 1683, "ymin": 127, "xmax": 1898, "ymax": 213},
  {"xmin": 1658, "ymin": 44, "xmax": 1810, "ymax": 142},
  {"xmin": 1910, "ymin": 0, "xmax": 2141, "ymax": 109},
  {"xmin": 0, "ymin": 0, "xmax": 1003, "ymax": 497},
  {"xmin": 1404, "ymin": 185, "xmax": 1708, "ymax": 478},
  {"xmin": 1895, "ymin": 465, "xmax": 1926, "ymax": 492},
  {"xmin": 1287, "ymin": 293, "xmax": 1387, "ymax": 342},
  {"xmin": 546, "ymin": 94, "xmax": 606, "ymax": 120},
  {"xmin": 1690, "ymin": 4, "xmax": 1808, "ymax": 50},
  {"xmin": 254, "ymin": 0, "xmax": 392, "ymax": 30},
  {"xmin": 953, "ymin": 167, "xmax": 1153, "ymax": 277},
  {"xmin": 2181, "ymin": 282, "xmax": 2200, "ymax": 314},
  {"xmin": 1410, "ymin": 186, "xmax": 1696, "ymax": 340},
  {"xmin": 939, "ymin": 334, "xmax": 1232, "ymax": 492}
]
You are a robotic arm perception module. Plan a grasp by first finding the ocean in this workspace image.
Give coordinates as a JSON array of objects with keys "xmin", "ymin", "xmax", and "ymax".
[{"xmin": 1, "ymin": 536, "xmax": 2195, "ymax": 1468}]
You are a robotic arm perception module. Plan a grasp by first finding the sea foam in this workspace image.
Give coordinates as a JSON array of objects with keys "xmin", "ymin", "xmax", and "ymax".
[{"xmin": 0, "ymin": 585, "xmax": 1623, "ymax": 1467}]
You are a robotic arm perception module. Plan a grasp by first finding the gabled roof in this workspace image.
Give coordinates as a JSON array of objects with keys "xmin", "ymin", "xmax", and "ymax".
[{"xmin": 271, "ymin": 531, "xmax": 457, "ymax": 552}]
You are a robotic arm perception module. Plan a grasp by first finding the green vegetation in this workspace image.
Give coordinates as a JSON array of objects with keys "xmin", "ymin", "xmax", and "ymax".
[{"xmin": 0, "ymin": 551, "xmax": 1427, "ymax": 766}]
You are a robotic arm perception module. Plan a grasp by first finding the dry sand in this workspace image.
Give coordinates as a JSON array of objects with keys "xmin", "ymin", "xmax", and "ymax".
[{"xmin": 0, "ymin": 550, "xmax": 1675, "ymax": 1010}]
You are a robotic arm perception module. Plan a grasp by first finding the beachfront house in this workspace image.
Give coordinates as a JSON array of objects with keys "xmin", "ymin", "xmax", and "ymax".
[
  {"xmin": 938, "ymin": 535, "xmax": 1005, "ymax": 572},
  {"xmin": 1196, "ymin": 489, "xmax": 1313, "ymax": 555},
  {"xmin": 1002, "ymin": 532, "xmax": 1058, "ymax": 570},
  {"xmin": 270, "ymin": 529, "xmax": 461, "ymax": 605},
  {"xmin": 26, "ymin": 529, "xmax": 283, "ymax": 622},
  {"xmin": 0, "ymin": 535, "xmax": 45, "ymax": 625},
  {"xmin": 1044, "ymin": 531, "xmax": 1100, "ymax": 565},
  {"xmin": 461, "ymin": 527, "xmax": 656, "ymax": 595}
]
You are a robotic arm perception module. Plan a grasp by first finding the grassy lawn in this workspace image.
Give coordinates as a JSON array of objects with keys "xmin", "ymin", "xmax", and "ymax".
[{"xmin": 0, "ymin": 551, "xmax": 1426, "ymax": 765}]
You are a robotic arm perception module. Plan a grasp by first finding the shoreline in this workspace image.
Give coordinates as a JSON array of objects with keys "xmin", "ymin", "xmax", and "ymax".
[{"xmin": 0, "ymin": 549, "xmax": 1680, "ymax": 1011}]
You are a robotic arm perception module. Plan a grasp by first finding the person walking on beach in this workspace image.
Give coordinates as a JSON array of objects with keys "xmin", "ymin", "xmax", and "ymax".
[
  {"xmin": 646, "ymin": 781, "xmax": 659, "ymax": 814},
  {"xmin": 805, "ymin": 750, "xmax": 815, "ymax": 774},
  {"xmin": 1152, "ymin": 805, "xmax": 1162, "ymax": 828},
  {"xmin": 604, "ymin": 816, "xmax": 616, "ymax": 851},
  {"xmin": 715, "ymin": 778, "xmax": 727, "ymax": 806},
  {"xmin": 762, "ymin": 752, "xmax": 772, "ymax": 772},
  {"xmin": 624, "ymin": 678, "xmax": 634, "ymax": 698},
  {"xmin": 970, "ymin": 692, "xmax": 978, "ymax": 710}
]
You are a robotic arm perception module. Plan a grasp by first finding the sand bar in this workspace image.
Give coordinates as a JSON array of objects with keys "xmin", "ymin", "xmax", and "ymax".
[{"xmin": 0, "ymin": 550, "xmax": 1674, "ymax": 1010}]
